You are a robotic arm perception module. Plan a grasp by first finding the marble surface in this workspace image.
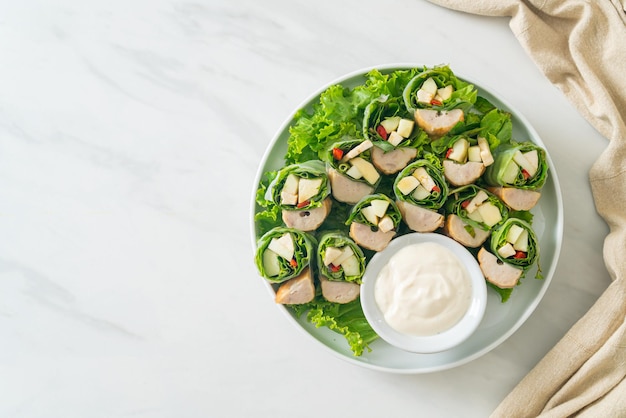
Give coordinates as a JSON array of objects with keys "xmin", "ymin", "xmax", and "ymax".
[{"xmin": 0, "ymin": 0, "xmax": 612, "ymax": 416}]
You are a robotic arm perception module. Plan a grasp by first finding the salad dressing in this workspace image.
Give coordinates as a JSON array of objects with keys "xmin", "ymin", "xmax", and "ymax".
[{"xmin": 374, "ymin": 242, "xmax": 472, "ymax": 336}]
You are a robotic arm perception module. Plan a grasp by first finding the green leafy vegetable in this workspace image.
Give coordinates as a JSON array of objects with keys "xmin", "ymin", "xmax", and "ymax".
[{"xmin": 291, "ymin": 296, "xmax": 378, "ymax": 356}]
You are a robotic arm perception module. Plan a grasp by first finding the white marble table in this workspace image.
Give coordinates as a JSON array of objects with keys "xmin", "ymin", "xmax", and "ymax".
[{"xmin": 0, "ymin": 0, "xmax": 612, "ymax": 416}]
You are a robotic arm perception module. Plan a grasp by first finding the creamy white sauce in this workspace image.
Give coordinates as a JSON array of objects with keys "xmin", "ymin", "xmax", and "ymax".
[{"xmin": 374, "ymin": 242, "xmax": 472, "ymax": 336}]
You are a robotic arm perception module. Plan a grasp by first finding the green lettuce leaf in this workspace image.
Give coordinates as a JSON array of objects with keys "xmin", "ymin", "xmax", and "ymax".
[{"xmin": 291, "ymin": 296, "xmax": 378, "ymax": 356}]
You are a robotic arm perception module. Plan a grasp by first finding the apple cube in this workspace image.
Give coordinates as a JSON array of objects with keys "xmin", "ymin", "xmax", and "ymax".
[
  {"xmin": 513, "ymin": 229, "xmax": 529, "ymax": 252},
  {"xmin": 422, "ymin": 77, "xmax": 438, "ymax": 95},
  {"xmin": 412, "ymin": 167, "xmax": 436, "ymax": 191},
  {"xmin": 268, "ymin": 233, "xmax": 294, "ymax": 261},
  {"xmin": 497, "ymin": 243, "xmax": 517, "ymax": 259},
  {"xmin": 380, "ymin": 116, "xmax": 401, "ymax": 133},
  {"xmin": 397, "ymin": 119, "xmax": 414, "ymax": 138},
  {"xmin": 477, "ymin": 137, "xmax": 494, "ymax": 166},
  {"xmin": 447, "ymin": 137, "xmax": 469, "ymax": 163},
  {"xmin": 387, "ymin": 131, "xmax": 404, "ymax": 147},
  {"xmin": 437, "ymin": 85, "xmax": 454, "ymax": 101},
  {"xmin": 468, "ymin": 146, "xmax": 482, "ymax": 163},
  {"xmin": 262, "ymin": 249, "xmax": 281, "ymax": 277},
  {"xmin": 513, "ymin": 150, "xmax": 537, "ymax": 177},
  {"xmin": 333, "ymin": 246, "xmax": 354, "ymax": 266},
  {"xmin": 476, "ymin": 202, "xmax": 502, "ymax": 227},
  {"xmin": 523, "ymin": 150, "xmax": 539, "ymax": 172},
  {"xmin": 283, "ymin": 174, "xmax": 299, "ymax": 195},
  {"xmin": 370, "ymin": 199, "xmax": 390, "ymax": 217},
  {"xmin": 411, "ymin": 184, "xmax": 431, "ymax": 201},
  {"xmin": 465, "ymin": 190, "xmax": 489, "ymax": 214},
  {"xmin": 361, "ymin": 205, "xmax": 379, "ymax": 225},
  {"xmin": 506, "ymin": 224, "xmax": 525, "ymax": 244},
  {"xmin": 342, "ymin": 140, "xmax": 373, "ymax": 161},
  {"xmin": 417, "ymin": 89, "xmax": 434, "ymax": 104},
  {"xmin": 467, "ymin": 208, "xmax": 484, "ymax": 223},
  {"xmin": 280, "ymin": 191, "xmax": 298, "ymax": 206},
  {"xmin": 323, "ymin": 246, "xmax": 343, "ymax": 266},
  {"xmin": 501, "ymin": 160, "xmax": 520, "ymax": 184},
  {"xmin": 378, "ymin": 215, "xmax": 395, "ymax": 233},
  {"xmin": 349, "ymin": 157, "xmax": 379, "ymax": 185},
  {"xmin": 345, "ymin": 164, "xmax": 363, "ymax": 180},
  {"xmin": 341, "ymin": 255, "xmax": 361, "ymax": 277},
  {"xmin": 298, "ymin": 178, "xmax": 322, "ymax": 204},
  {"xmin": 397, "ymin": 175, "xmax": 420, "ymax": 195}
]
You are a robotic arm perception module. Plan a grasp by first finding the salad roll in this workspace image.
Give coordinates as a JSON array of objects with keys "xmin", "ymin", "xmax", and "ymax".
[
  {"xmin": 363, "ymin": 96, "xmax": 427, "ymax": 175},
  {"xmin": 440, "ymin": 136, "xmax": 495, "ymax": 186},
  {"xmin": 317, "ymin": 231, "xmax": 366, "ymax": 303},
  {"xmin": 267, "ymin": 160, "xmax": 332, "ymax": 231},
  {"xmin": 403, "ymin": 65, "xmax": 478, "ymax": 113},
  {"xmin": 326, "ymin": 139, "xmax": 381, "ymax": 204},
  {"xmin": 483, "ymin": 141, "xmax": 549, "ymax": 190},
  {"xmin": 255, "ymin": 227, "xmax": 316, "ymax": 284},
  {"xmin": 393, "ymin": 158, "xmax": 448, "ymax": 232},
  {"xmin": 345, "ymin": 194, "xmax": 401, "ymax": 251},
  {"xmin": 490, "ymin": 218, "xmax": 539, "ymax": 270},
  {"xmin": 403, "ymin": 65, "xmax": 477, "ymax": 138},
  {"xmin": 443, "ymin": 185, "xmax": 508, "ymax": 247}
]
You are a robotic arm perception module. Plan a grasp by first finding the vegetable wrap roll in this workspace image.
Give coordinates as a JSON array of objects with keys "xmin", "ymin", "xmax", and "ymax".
[
  {"xmin": 403, "ymin": 65, "xmax": 478, "ymax": 113},
  {"xmin": 489, "ymin": 218, "xmax": 539, "ymax": 271},
  {"xmin": 362, "ymin": 95, "xmax": 428, "ymax": 175},
  {"xmin": 317, "ymin": 232, "xmax": 366, "ymax": 283},
  {"xmin": 317, "ymin": 231, "xmax": 365, "ymax": 304},
  {"xmin": 394, "ymin": 157, "xmax": 448, "ymax": 210},
  {"xmin": 445, "ymin": 185, "xmax": 508, "ymax": 232},
  {"xmin": 345, "ymin": 194, "xmax": 401, "ymax": 251},
  {"xmin": 443, "ymin": 185, "xmax": 508, "ymax": 248},
  {"xmin": 326, "ymin": 138, "xmax": 381, "ymax": 204},
  {"xmin": 483, "ymin": 142, "xmax": 549, "ymax": 190},
  {"xmin": 266, "ymin": 160, "xmax": 332, "ymax": 231},
  {"xmin": 393, "ymin": 156, "xmax": 448, "ymax": 233},
  {"xmin": 255, "ymin": 227, "xmax": 316, "ymax": 284}
]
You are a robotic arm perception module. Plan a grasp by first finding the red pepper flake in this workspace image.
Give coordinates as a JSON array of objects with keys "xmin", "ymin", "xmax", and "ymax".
[
  {"xmin": 514, "ymin": 251, "xmax": 527, "ymax": 259},
  {"xmin": 376, "ymin": 125, "xmax": 388, "ymax": 140},
  {"xmin": 461, "ymin": 200, "xmax": 470, "ymax": 209},
  {"xmin": 332, "ymin": 147, "xmax": 344, "ymax": 160},
  {"xmin": 521, "ymin": 169, "xmax": 531, "ymax": 179},
  {"xmin": 432, "ymin": 185, "xmax": 441, "ymax": 193},
  {"xmin": 431, "ymin": 99, "xmax": 443, "ymax": 106},
  {"xmin": 296, "ymin": 200, "xmax": 310, "ymax": 209},
  {"xmin": 445, "ymin": 148, "xmax": 453, "ymax": 159},
  {"xmin": 290, "ymin": 258, "xmax": 298, "ymax": 267},
  {"xmin": 329, "ymin": 264, "xmax": 341, "ymax": 273}
]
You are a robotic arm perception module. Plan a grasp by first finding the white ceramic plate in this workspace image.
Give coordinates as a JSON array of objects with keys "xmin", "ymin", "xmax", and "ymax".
[{"xmin": 250, "ymin": 64, "xmax": 563, "ymax": 374}]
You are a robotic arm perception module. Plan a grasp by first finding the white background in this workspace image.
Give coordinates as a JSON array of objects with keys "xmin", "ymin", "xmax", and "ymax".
[{"xmin": 0, "ymin": 0, "xmax": 611, "ymax": 416}]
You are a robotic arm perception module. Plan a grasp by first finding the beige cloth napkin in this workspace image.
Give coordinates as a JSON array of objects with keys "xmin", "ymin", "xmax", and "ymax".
[{"xmin": 425, "ymin": 0, "xmax": 626, "ymax": 416}]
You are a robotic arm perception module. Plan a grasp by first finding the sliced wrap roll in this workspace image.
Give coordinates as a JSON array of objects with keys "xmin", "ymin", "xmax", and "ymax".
[
  {"xmin": 317, "ymin": 231, "xmax": 366, "ymax": 283},
  {"xmin": 489, "ymin": 218, "xmax": 539, "ymax": 271},
  {"xmin": 393, "ymin": 156, "xmax": 448, "ymax": 210},
  {"xmin": 445, "ymin": 185, "xmax": 508, "ymax": 232},
  {"xmin": 345, "ymin": 193, "xmax": 401, "ymax": 251},
  {"xmin": 266, "ymin": 160, "xmax": 332, "ymax": 231},
  {"xmin": 402, "ymin": 65, "xmax": 478, "ymax": 113},
  {"xmin": 483, "ymin": 141, "xmax": 548, "ymax": 190},
  {"xmin": 267, "ymin": 160, "xmax": 330, "ymax": 210},
  {"xmin": 325, "ymin": 138, "xmax": 381, "ymax": 204},
  {"xmin": 254, "ymin": 227, "xmax": 316, "ymax": 284}
]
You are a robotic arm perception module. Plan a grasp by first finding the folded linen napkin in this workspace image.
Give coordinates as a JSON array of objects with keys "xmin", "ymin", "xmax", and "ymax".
[{"xmin": 425, "ymin": 1, "xmax": 626, "ymax": 416}]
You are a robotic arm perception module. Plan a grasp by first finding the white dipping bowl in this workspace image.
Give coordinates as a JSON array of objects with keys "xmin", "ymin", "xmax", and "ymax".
[{"xmin": 360, "ymin": 233, "xmax": 488, "ymax": 354}]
